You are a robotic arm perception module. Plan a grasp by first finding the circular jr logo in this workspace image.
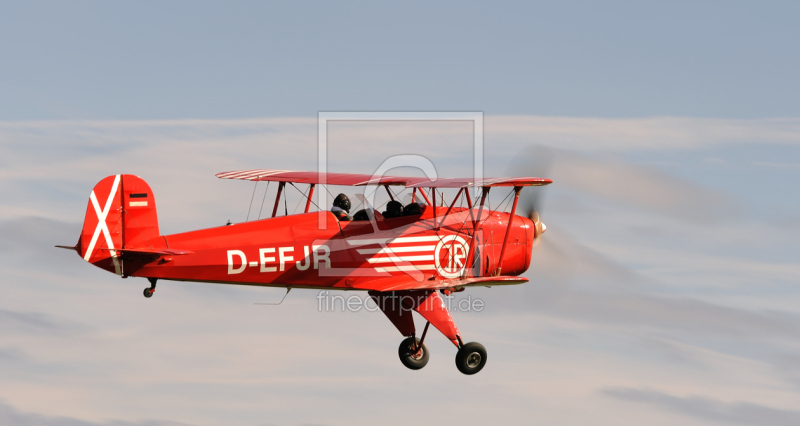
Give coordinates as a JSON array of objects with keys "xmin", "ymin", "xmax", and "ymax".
[{"xmin": 434, "ymin": 235, "xmax": 470, "ymax": 279}]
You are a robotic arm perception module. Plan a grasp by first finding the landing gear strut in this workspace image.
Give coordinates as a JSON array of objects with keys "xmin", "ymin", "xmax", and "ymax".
[{"xmin": 143, "ymin": 278, "xmax": 157, "ymax": 298}]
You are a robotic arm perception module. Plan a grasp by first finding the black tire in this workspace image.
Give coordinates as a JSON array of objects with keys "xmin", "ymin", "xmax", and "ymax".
[
  {"xmin": 143, "ymin": 288, "xmax": 153, "ymax": 298},
  {"xmin": 398, "ymin": 337, "xmax": 429, "ymax": 370},
  {"xmin": 455, "ymin": 342, "xmax": 487, "ymax": 375}
]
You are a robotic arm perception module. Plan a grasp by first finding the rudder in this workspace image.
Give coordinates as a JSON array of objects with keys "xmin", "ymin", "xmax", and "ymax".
[{"xmin": 79, "ymin": 174, "xmax": 161, "ymax": 274}]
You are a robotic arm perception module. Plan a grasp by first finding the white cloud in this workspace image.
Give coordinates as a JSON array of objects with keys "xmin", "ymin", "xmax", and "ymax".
[
  {"xmin": 602, "ymin": 387, "xmax": 800, "ymax": 426},
  {"xmin": 2, "ymin": 115, "xmax": 800, "ymax": 425},
  {"xmin": 0, "ymin": 398, "xmax": 192, "ymax": 426},
  {"xmin": 487, "ymin": 116, "xmax": 800, "ymax": 151},
  {"xmin": 1, "ymin": 114, "xmax": 788, "ymax": 226}
]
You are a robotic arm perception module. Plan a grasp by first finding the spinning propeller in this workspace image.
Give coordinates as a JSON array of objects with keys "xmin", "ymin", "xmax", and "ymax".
[
  {"xmin": 522, "ymin": 186, "xmax": 547, "ymax": 242},
  {"xmin": 510, "ymin": 146, "xmax": 554, "ymax": 246}
]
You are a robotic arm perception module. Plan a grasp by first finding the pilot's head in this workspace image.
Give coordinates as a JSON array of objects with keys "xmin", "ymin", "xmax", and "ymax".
[
  {"xmin": 333, "ymin": 193, "xmax": 351, "ymax": 212},
  {"xmin": 386, "ymin": 200, "xmax": 403, "ymax": 215},
  {"xmin": 403, "ymin": 202, "xmax": 422, "ymax": 216}
]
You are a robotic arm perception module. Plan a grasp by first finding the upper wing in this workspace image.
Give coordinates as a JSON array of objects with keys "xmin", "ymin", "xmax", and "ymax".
[
  {"xmin": 351, "ymin": 275, "xmax": 529, "ymax": 292},
  {"xmin": 216, "ymin": 169, "xmax": 552, "ymax": 188}
]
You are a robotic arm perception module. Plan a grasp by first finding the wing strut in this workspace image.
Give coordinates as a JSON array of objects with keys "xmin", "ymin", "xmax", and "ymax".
[
  {"xmin": 271, "ymin": 182, "xmax": 285, "ymax": 218},
  {"xmin": 495, "ymin": 186, "xmax": 522, "ymax": 276},
  {"xmin": 432, "ymin": 189, "xmax": 436, "ymax": 225},
  {"xmin": 304, "ymin": 184, "xmax": 316, "ymax": 213},
  {"xmin": 419, "ymin": 188, "xmax": 432, "ymax": 206},
  {"xmin": 463, "ymin": 187, "xmax": 489, "ymax": 278},
  {"xmin": 436, "ymin": 188, "xmax": 464, "ymax": 230}
]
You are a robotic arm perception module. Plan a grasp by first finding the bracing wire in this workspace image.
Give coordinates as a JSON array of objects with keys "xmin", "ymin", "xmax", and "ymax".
[
  {"xmin": 387, "ymin": 186, "xmax": 400, "ymax": 201},
  {"xmin": 322, "ymin": 183, "xmax": 335, "ymax": 199},
  {"xmin": 494, "ymin": 189, "xmax": 514, "ymax": 213},
  {"xmin": 257, "ymin": 182, "xmax": 270, "ymax": 220},
  {"xmin": 320, "ymin": 184, "xmax": 339, "ymax": 212},
  {"xmin": 288, "ymin": 183, "xmax": 310, "ymax": 214},
  {"xmin": 350, "ymin": 198, "xmax": 365, "ymax": 213},
  {"xmin": 375, "ymin": 198, "xmax": 390, "ymax": 211},
  {"xmin": 246, "ymin": 181, "xmax": 259, "ymax": 222},
  {"xmin": 449, "ymin": 189, "xmax": 472, "ymax": 238},
  {"xmin": 287, "ymin": 182, "xmax": 325, "ymax": 212}
]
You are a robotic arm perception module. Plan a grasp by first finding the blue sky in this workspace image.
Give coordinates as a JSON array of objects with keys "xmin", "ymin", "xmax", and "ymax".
[
  {"xmin": 3, "ymin": 1, "xmax": 800, "ymax": 119},
  {"xmin": 1, "ymin": 2, "xmax": 800, "ymax": 426}
]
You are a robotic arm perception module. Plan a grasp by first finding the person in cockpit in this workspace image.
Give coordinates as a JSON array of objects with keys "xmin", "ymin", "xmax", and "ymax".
[
  {"xmin": 402, "ymin": 202, "xmax": 423, "ymax": 216},
  {"xmin": 331, "ymin": 193, "xmax": 353, "ymax": 221},
  {"xmin": 382, "ymin": 200, "xmax": 403, "ymax": 219}
]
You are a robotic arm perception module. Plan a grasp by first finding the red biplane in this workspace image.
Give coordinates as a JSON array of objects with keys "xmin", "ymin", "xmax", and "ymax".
[{"xmin": 58, "ymin": 170, "xmax": 551, "ymax": 375}]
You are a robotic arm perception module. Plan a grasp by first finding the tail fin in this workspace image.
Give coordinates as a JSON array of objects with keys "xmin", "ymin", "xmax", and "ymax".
[{"xmin": 78, "ymin": 174, "xmax": 161, "ymax": 274}]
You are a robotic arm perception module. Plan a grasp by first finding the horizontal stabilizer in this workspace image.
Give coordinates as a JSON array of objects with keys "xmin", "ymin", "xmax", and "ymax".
[
  {"xmin": 99, "ymin": 248, "xmax": 193, "ymax": 260},
  {"xmin": 55, "ymin": 245, "xmax": 77, "ymax": 252}
]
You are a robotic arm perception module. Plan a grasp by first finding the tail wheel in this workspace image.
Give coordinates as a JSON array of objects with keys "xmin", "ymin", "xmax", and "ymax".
[
  {"xmin": 143, "ymin": 278, "xmax": 157, "ymax": 298},
  {"xmin": 456, "ymin": 342, "xmax": 487, "ymax": 375},
  {"xmin": 398, "ymin": 337, "xmax": 429, "ymax": 370}
]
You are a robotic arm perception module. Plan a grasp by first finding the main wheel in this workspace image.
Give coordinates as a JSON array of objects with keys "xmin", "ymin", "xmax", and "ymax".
[
  {"xmin": 455, "ymin": 342, "xmax": 487, "ymax": 375},
  {"xmin": 143, "ymin": 288, "xmax": 154, "ymax": 298},
  {"xmin": 398, "ymin": 337, "xmax": 429, "ymax": 370}
]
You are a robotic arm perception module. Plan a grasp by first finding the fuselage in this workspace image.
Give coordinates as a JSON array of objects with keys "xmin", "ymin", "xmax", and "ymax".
[{"xmin": 117, "ymin": 206, "xmax": 535, "ymax": 289}]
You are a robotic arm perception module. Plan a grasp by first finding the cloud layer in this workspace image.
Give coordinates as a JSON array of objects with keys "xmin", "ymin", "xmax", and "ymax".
[{"xmin": 1, "ymin": 115, "xmax": 799, "ymax": 425}]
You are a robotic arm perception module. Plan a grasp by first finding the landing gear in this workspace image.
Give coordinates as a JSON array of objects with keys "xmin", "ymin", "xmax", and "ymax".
[
  {"xmin": 371, "ymin": 290, "xmax": 488, "ymax": 375},
  {"xmin": 455, "ymin": 342, "xmax": 487, "ymax": 375},
  {"xmin": 143, "ymin": 278, "xmax": 157, "ymax": 298},
  {"xmin": 398, "ymin": 336, "xmax": 429, "ymax": 370}
]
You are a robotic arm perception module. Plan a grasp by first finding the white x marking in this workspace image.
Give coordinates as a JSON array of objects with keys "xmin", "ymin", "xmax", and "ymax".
[{"xmin": 83, "ymin": 175, "xmax": 121, "ymax": 274}]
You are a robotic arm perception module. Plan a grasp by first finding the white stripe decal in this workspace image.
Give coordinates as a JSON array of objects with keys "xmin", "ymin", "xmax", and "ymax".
[
  {"xmin": 83, "ymin": 175, "xmax": 122, "ymax": 275},
  {"xmin": 238, "ymin": 170, "xmax": 274, "ymax": 179},
  {"xmin": 129, "ymin": 201, "xmax": 148, "ymax": 207},
  {"xmin": 227, "ymin": 170, "xmax": 265, "ymax": 179},
  {"xmin": 224, "ymin": 170, "xmax": 264, "ymax": 179},
  {"xmin": 356, "ymin": 245, "xmax": 435, "ymax": 255},
  {"xmin": 390, "ymin": 236, "xmax": 442, "ymax": 243},
  {"xmin": 224, "ymin": 169, "xmax": 292, "ymax": 180},
  {"xmin": 367, "ymin": 255, "xmax": 434, "ymax": 263},
  {"xmin": 347, "ymin": 236, "xmax": 441, "ymax": 246},
  {"xmin": 84, "ymin": 175, "xmax": 120, "ymax": 261},
  {"xmin": 83, "ymin": 193, "xmax": 104, "ymax": 261},
  {"xmin": 374, "ymin": 265, "xmax": 436, "ymax": 272}
]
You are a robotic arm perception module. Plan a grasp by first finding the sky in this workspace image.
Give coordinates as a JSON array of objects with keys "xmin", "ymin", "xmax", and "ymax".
[{"xmin": 2, "ymin": 2, "xmax": 800, "ymax": 425}]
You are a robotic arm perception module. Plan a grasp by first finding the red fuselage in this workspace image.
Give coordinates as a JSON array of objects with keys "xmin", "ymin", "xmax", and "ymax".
[{"xmin": 116, "ymin": 207, "xmax": 534, "ymax": 289}]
